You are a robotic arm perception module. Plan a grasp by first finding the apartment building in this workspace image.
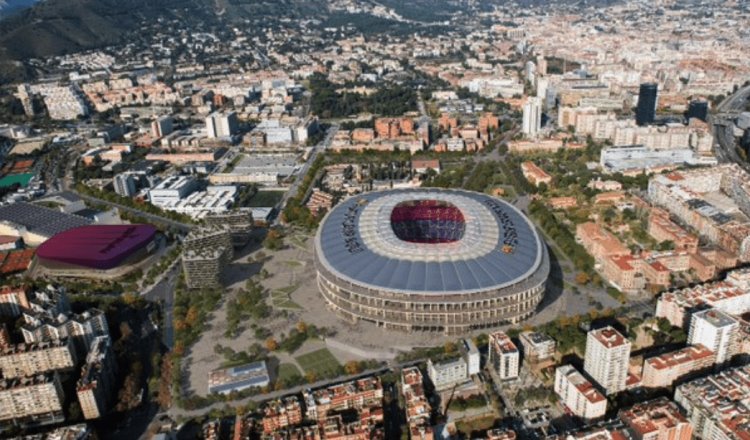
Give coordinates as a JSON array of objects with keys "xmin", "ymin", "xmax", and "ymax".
[
  {"xmin": 401, "ymin": 367, "xmax": 433, "ymax": 440},
  {"xmin": 181, "ymin": 226, "xmax": 233, "ymax": 289},
  {"xmin": 76, "ymin": 336, "xmax": 116, "ymax": 420},
  {"xmin": 674, "ymin": 365, "xmax": 750, "ymax": 440},
  {"xmin": 0, "ymin": 324, "xmax": 10, "ymax": 349},
  {"xmin": 113, "ymin": 173, "xmax": 137, "ymax": 197},
  {"xmin": 618, "ymin": 397, "xmax": 693, "ymax": 440},
  {"xmin": 648, "ymin": 166, "xmax": 750, "ymax": 262},
  {"xmin": 641, "ymin": 345, "xmax": 715, "ymax": 389},
  {"xmin": 688, "ymin": 309, "xmax": 739, "ymax": 365},
  {"xmin": 647, "ymin": 208, "xmax": 699, "ymax": 253},
  {"xmin": 204, "ymin": 210, "xmax": 254, "ymax": 248},
  {"xmin": 0, "ymin": 285, "xmax": 29, "ymax": 317},
  {"xmin": 151, "ymin": 115, "xmax": 174, "ymax": 138},
  {"xmin": 427, "ymin": 357, "xmax": 468, "ymax": 391},
  {"xmin": 28, "ymin": 84, "xmax": 88, "ymax": 120},
  {"xmin": 0, "ymin": 372, "xmax": 65, "ymax": 423},
  {"xmin": 486, "ymin": 429, "xmax": 517, "ymax": 440},
  {"xmin": 488, "ymin": 331, "xmax": 520, "ymax": 380},
  {"xmin": 519, "ymin": 332, "xmax": 556, "ymax": 363},
  {"xmin": 554, "ymin": 365, "xmax": 607, "ymax": 421},
  {"xmin": 0, "ymin": 338, "xmax": 77, "ymax": 379},
  {"xmin": 303, "ymin": 377, "xmax": 383, "ymax": 421},
  {"xmin": 322, "ymin": 413, "xmax": 381, "ymax": 440},
  {"xmin": 374, "ymin": 118, "xmax": 415, "ymax": 139},
  {"xmin": 656, "ymin": 268, "xmax": 750, "ymax": 328},
  {"xmin": 306, "ymin": 189, "xmax": 335, "ymax": 216},
  {"xmin": 522, "ymin": 97, "xmax": 542, "ymax": 137},
  {"xmin": 508, "ymin": 139, "xmax": 566, "ymax": 154},
  {"xmin": 262, "ymin": 397, "xmax": 304, "ymax": 434},
  {"xmin": 584, "ymin": 327, "xmax": 631, "ymax": 395},
  {"xmin": 21, "ymin": 308, "xmax": 109, "ymax": 355},
  {"xmin": 206, "ymin": 111, "xmax": 239, "ymax": 139}
]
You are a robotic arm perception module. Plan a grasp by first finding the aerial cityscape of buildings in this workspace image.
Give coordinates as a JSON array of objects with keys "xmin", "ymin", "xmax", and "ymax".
[{"xmin": 0, "ymin": 0, "xmax": 748, "ymax": 438}]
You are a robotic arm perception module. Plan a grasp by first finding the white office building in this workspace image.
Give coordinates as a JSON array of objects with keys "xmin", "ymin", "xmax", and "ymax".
[
  {"xmin": 461, "ymin": 339, "xmax": 480, "ymax": 376},
  {"xmin": 525, "ymin": 61, "xmax": 536, "ymax": 83},
  {"xmin": 519, "ymin": 331, "xmax": 556, "ymax": 362},
  {"xmin": 206, "ymin": 112, "xmax": 239, "ymax": 139},
  {"xmin": 536, "ymin": 76, "xmax": 549, "ymax": 102},
  {"xmin": 156, "ymin": 186, "xmax": 238, "ymax": 220},
  {"xmin": 113, "ymin": 173, "xmax": 137, "ymax": 197},
  {"xmin": 583, "ymin": 326, "xmax": 631, "ymax": 395},
  {"xmin": 522, "ymin": 97, "xmax": 542, "ymax": 137},
  {"xmin": 600, "ymin": 145, "xmax": 716, "ymax": 174},
  {"xmin": 148, "ymin": 176, "xmax": 198, "ymax": 205},
  {"xmin": 151, "ymin": 116, "xmax": 174, "ymax": 138},
  {"xmin": 427, "ymin": 358, "xmax": 468, "ymax": 391},
  {"xmin": 687, "ymin": 309, "xmax": 739, "ymax": 365}
]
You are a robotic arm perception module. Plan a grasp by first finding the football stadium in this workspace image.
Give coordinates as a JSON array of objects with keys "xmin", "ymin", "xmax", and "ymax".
[
  {"xmin": 35, "ymin": 224, "xmax": 158, "ymax": 279},
  {"xmin": 313, "ymin": 189, "xmax": 550, "ymax": 335}
]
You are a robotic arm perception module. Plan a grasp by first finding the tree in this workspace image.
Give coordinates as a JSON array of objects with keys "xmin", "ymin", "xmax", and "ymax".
[
  {"xmin": 473, "ymin": 333, "xmax": 489, "ymax": 348},
  {"xmin": 263, "ymin": 229, "xmax": 285, "ymax": 250},
  {"xmin": 444, "ymin": 341, "xmax": 457, "ymax": 354},
  {"xmin": 265, "ymin": 337, "xmax": 278, "ymax": 351},
  {"xmin": 67, "ymin": 401, "xmax": 82, "ymax": 421},
  {"xmin": 344, "ymin": 361, "xmax": 362, "ymax": 375},
  {"xmin": 575, "ymin": 272, "xmax": 590, "ymax": 285},
  {"xmin": 658, "ymin": 240, "xmax": 675, "ymax": 251},
  {"xmin": 656, "ymin": 318, "xmax": 673, "ymax": 334},
  {"xmin": 185, "ymin": 306, "xmax": 200, "ymax": 326},
  {"xmin": 296, "ymin": 321, "xmax": 308, "ymax": 333},
  {"xmin": 602, "ymin": 207, "xmax": 617, "ymax": 223}
]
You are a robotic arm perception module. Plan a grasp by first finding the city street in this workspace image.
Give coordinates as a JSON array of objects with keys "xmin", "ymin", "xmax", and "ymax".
[
  {"xmin": 273, "ymin": 124, "xmax": 339, "ymax": 225},
  {"xmin": 711, "ymin": 84, "xmax": 750, "ymax": 172},
  {"xmin": 142, "ymin": 263, "xmax": 181, "ymax": 349}
]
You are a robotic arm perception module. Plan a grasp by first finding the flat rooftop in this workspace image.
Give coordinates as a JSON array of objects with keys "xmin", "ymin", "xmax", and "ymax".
[
  {"xmin": 645, "ymin": 345, "xmax": 714, "ymax": 370},
  {"xmin": 590, "ymin": 326, "xmax": 629, "ymax": 349},
  {"xmin": 0, "ymin": 202, "xmax": 91, "ymax": 238},
  {"xmin": 208, "ymin": 361, "xmax": 269, "ymax": 394},
  {"xmin": 694, "ymin": 309, "xmax": 737, "ymax": 328}
]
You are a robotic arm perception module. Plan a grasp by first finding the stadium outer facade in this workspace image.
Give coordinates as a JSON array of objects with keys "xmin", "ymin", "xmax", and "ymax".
[{"xmin": 313, "ymin": 189, "xmax": 550, "ymax": 335}]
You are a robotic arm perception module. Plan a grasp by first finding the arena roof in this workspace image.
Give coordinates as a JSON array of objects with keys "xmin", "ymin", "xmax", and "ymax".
[
  {"xmin": 37, "ymin": 224, "xmax": 157, "ymax": 270},
  {"xmin": 0, "ymin": 202, "xmax": 91, "ymax": 238},
  {"xmin": 316, "ymin": 189, "xmax": 544, "ymax": 295}
]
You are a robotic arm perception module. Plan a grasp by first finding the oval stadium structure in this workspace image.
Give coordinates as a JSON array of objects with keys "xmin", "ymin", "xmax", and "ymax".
[{"xmin": 313, "ymin": 189, "xmax": 550, "ymax": 335}]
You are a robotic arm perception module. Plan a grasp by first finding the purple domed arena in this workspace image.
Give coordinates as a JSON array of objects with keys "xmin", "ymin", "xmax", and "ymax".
[{"xmin": 36, "ymin": 224, "xmax": 158, "ymax": 278}]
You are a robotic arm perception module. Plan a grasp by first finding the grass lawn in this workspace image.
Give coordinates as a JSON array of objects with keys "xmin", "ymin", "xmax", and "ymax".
[
  {"xmin": 295, "ymin": 348, "xmax": 341, "ymax": 378},
  {"xmin": 289, "ymin": 235, "xmax": 309, "ymax": 249},
  {"xmin": 247, "ymin": 190, "xmax": 285, "ymax": 207},
  {"xmin": 276, "ymin": 284, "xmax": 300, "ymax": 295},
  {"xmin": 277, "ymin": 363, "xmax": 302, "ymax": 382},
  {"xmin": 497, "ymin": 185, "xmax": 517, "ymax": 199},
  {"xmin": 275, "ymin": 299, "xmax": 303, "ymax": 310},
  {"xmin": 455, "ymin": 415, "xmax": 497, "ymax": 435},
  {"xmin": 271, "ymin": 285, "xmax": 303, "ymax": 310}
]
